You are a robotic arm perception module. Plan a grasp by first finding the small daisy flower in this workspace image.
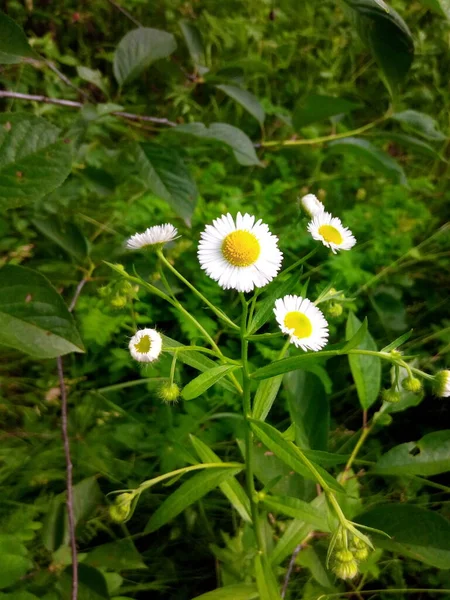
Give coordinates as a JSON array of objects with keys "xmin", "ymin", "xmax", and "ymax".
[
  {"xmin": 274, "ymin": 295, "xmax": 329, "ymax": 351},
  {"xmin": 434, "ymin": 370, "xmax": 450, "ymax": 397},
  {"xmin": 129, "ymin": 328, "xmax": 162, "ymax": 363},
  {"xmin": 126, "ymin": 224, "xmax": 178, "ymax": 250},
  {"xmin": 307, "ymin": 212, "xmax": 356, "ymax": 253},
  {"xmin": 198, "ymin": 212, "xmax": 283, "ymax": 293},
  {"xmin": 300, "ymin": 193, "xmax": 325, "ymax": 217}
]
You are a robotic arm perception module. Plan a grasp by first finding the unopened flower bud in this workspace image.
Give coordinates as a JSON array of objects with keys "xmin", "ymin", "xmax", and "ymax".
[
  {"xmin": 382, "ymin": 388, "xmax": 401, "ymax": 404},
  {"xmin": 110, "ymin": 295, "xmax": 127, "ymax": 309},
  {"xmin": 333, "ymin": 559, "xmax": 359, "ymax": 580},
  {"xmin": 98, "ymin": 285, "xmax": 110, "ymax": 298},
  {"xmin": 434, "ymin": 370, "xmax": 450, "ymax": 398},
  {"xmin": 109, "ymin": 492, "xmax": 133, "ymax": 523},
  {"xmin": 354, "ymin": 547, "xmax": 369, "ymax": 561},
  {"xmin": 328, "ymin": 302, "xmax": 343, "ymax": 318},
  {"xmin": 159, "ymin": 382, "xmax": 181, "ymax": 403},
  {"xmin": 402, "ymin": 376, "xmax": 422, "ymax": 394},
  {"xmin": 356, "ymin": 188, "xmax": 366, "ymax": 201},
  {"xmin": 300, "ymin": 193, "xmax": 325, "ymax": 217},
  {"xmin": 119, "ymin": 280, "xmax": 134, "ymax": 294},
  {"xmin": 335, "ymin": 550, "xmax": 354, "ymax": 563}
]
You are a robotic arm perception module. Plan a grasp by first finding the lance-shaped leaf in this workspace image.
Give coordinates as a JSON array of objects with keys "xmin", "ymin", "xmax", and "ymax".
[
  {"xmin": 182, "ymin": 364, "xmax": 240, "ymax": 400},
  {"xmin": 0, "ymin": 11, "xmax": 35, "ymax": 64},
  {"xmin": 293, "ymin": 94, "xmax": 361, "ymax": 130},
  {"xmin": 216, "ymin": 84, "xmax": 265, "ymax": 125},
  {"xmin": 192, "ymin": 584, "xmax": 258, "ymax": 600},
  {"xmin": 255, "ymin": 554, "xmax": 282, "ymax": 600},
  {"xmin": 0, "ymin": 265, "xmax": 84, "ymax": 359},
  {"xmin": 262, "ymin": 494, "xmax": 330, "ymax": 531},
  {"xmin": 391, "ymin": 110, "xmax": 446, "ymax": 141}
]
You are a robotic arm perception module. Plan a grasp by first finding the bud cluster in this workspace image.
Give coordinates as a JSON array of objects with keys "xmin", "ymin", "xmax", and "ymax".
[
  {"xmin": 331, "ymin": 526, "xmax": 371, "ymax": 580},
  {"xmin": 98, "ymin": 279, "xmax": 137, "ymax": 310}
]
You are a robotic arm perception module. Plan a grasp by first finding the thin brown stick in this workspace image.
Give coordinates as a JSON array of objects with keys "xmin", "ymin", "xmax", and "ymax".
[
  {"xmin": 0, "ymin": 90, "xmax": 177, "ymax": 126},
  {"xmin": 68, "ymin": 279, "xmax": 88, "ymax": 312},
  {"xmin": 106, "ymin": 0, "xmax": 142, "ymax": 26}
]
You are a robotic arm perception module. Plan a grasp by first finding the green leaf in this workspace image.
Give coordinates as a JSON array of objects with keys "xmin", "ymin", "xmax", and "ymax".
[
  {"xmin": 133, "ymin": 142, "xmax": 198, "ymax": 225},
  {"xmin": 356, "ymin": 504, "xmax": 450, "ymax": 569},
  {"xmin": 252, "ymin": 375, "xmax": 284, "ymax": 422},
  {"xmin": 249, "ymin": 419, "xmax": 344, "ymax": 493},
  {"xmin": 0, "ymin": 265, "xmax": 84, "ymax": 359},
  {"xmin": 346, "ymin": 312, "xmax": 381, "ymax": 410},
  {"xmin": 0, "ymin": 114, "xmax": 72, "ymax": 209},
  {"xmin": 175, "ymin": 122, "xmax": 262, "ymax": 166},
  {"xmin": 293, "ymin": 95, "xmax": 361, "ymax": 130},
  {"xmin": 342, "ymin": 317, "xmax": 368, "ymax": 352},
  {"xmin": 380, "ymin": 330, "xmax": 413, "ymax": 352},
  {"xmin": 252, "ymin": 350, "xmax": 340, "ymax": 380},
  {"xmin": 216, "ymin": 85, "xmax": 265, "ymax": 125},
  {"xmin": 179, "ymin": 20, "xmax": 206, "ymax": 67},
  {"xmin": 191, "ymin": 584, "xmax": 259, "ymax": 600},
  {"xmin": 0, "ymin": 11, "xmax": 35, "ymax": 64},
  {"xmin": 328, "ymin": 137, "xmax": 407, "ymax": 185},
  {"xmin": 343, "ymin": 0, "xmax": 414, "ymax": 97},
  {"xmin": 374, "ymin": 430, "xmax": 450, "ymax": 476},
  {"xmin": 41, "ymin": 497, "xmax": 66, "ymax": 552},
  {"xmin": 419, "ymin": 0, "xmax": 450, "ymax": 19},
  {"xmin": 32, "ymin": 215, "xmax": 89, "ymax": 262},
  {"xmin": 59, "ymin": 564, "xmax": 109, "ymax": 600},
  {"xmin": 145, "ymin": 466, "xmax": 242, "ymax": 532},
  {"xmin": 391, "ymin": 110, "xmax": 446, "ymax": 141},
  {"xmin": 262, "ymin": 495, "xmax": 330, "ymax": 531},
  {"xmin": 113, "ymin": 27, "xmax": 177, "ymax": 86},
  {"xmin": 371, "ymin": 132, "xmax": 445, "ymax": 160},
  {"xmin": 255, "ymin": 554, "xmax": 281, "ymax": 600},
  {"xmin": 0, "ymin": 536, "xmax": 32, "ymax": 589},
  {"xmin": 85, "ymin": 539, "xmax": 147, "ymax": 571},
  {"xmin": 249, "ymin": 274, "xmax": 299, "ymax": 335},
  {"xmin": 189, "ymin": 434, "xmax": 252, "ymax": 523},
  {"xmin": 182, "ymin": 364, "xmax": 240, "ymax": 400},
  {"xmin": 77, "ymin": 66, "xmax": 109, "ymax": 97}
]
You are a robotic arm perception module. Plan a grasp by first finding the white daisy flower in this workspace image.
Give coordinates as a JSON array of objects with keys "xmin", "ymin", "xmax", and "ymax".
[
  {"xmin": 300, "ymin": 193, "xmax": 325, "ymax": 217},
  {"xmin": 126, "ymin": 224, "xmax": 178, "ymax": 250},
  {"xmin": 307, "ymin": 212, "xmax": 356, "ymax": 253},
  {"xmin": 274, "ymin": 295, "xmax": 329, "ymax": 351},
  {"xmin": 198, "ymin": 212, "xmax": 283, "ymax": 293},
  {"xmin": 434, "ymin": 370, "xmax": 450, "ymax": 398},
  {"xmin": 129, "ymin": 328, "xmax": 162, "ymax": 363}
]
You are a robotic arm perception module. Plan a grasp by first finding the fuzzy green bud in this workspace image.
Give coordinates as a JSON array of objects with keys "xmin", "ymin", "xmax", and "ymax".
[
  {"xmin": 382, "ymin": 388, "xmax": 401, "ymax": 404},
  {"xmin": 159, "ymin": 382, "xmax": 181, "ymax": 403},
  {"xmin": 434, "ymin": 370, "xmax": 450, "ymax": 398},
  {"xmin": 333, "ymin": 559, "xmax": 359, "ymax": 580},
  {"xmin": 110, "ymin": 295, "xmax": 127, "ymax": 309},
  {"xmin": 327, "ymin": 303, "xmax": 343, "ymax": 318},
  {"xmin": 98, "ymin": 285, "xmax": 110, "ymax": 298},
  {"xmin": 354, "ymin": 547, "xmax": 369, "ymax": 561},
  {"xmin": 351, "ymin": 534, "xmax": 368, "ymax": 550},
  {"xmin": 335, "ymin": 550, "xmax": 354, "ymax": 563},
  {"xmin": 390, "ymin": 350, "xmax": 402, "ymax": 360},
  {"xmin": 109, "ymin": 492, "xmax": 133, "ymax": 523},
  {"xmin": 119, "ymin": 280, "xmax": 134, "ymax": 294},
  {"xmin": 402, "ymin": 376, "xmax": 422, "ymax": 394}
]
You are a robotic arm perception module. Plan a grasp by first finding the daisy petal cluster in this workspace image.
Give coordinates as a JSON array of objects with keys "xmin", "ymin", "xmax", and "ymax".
[
  {"xmin": 126, "ymin": 224, "xmax": 178, "ymax": 250},
  {"xmin": 274, "ymin": 295, "xmax": 329, "ymax": 351},
  {"xmin": 129, "ymin": 328, "xmax": 162, "ymax": 363},
  {"xmin": 198, "ymin": 212, "xmax": 283, "ymax": 293},
  {"xmin": 308, "ymin": 212, "xmax": 356, "ymax": 254},
  {"xmin": 300, "ymin": 193, "xmax": 325, "ymax": 217}
]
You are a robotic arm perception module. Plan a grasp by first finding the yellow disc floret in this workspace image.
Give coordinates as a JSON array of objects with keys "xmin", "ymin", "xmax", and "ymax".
[
  {"xmin": 284, "ymin": 312, "xmax": 313, "ymax": 338},
  {"xmin": 134, "ymin": 335, "xmax": 151, "ymax": 354},
  {"xmin": 318, "ymin": 225, "xmax": 344, "ymax": 245},
  {"xmin": 222, "ymin": 230, "xmax": 261, "ymax": 267}
]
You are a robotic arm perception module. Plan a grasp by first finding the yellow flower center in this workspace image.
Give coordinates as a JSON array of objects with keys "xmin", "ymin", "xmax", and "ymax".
[
  {"xmin": 134, "ymin": 335, "xmax": 151, "ymax": 353},
  {"xmin": 222, "ymin": 230, "xmax": 261, "ymax": 267},
  {"xmin": 284, "ymin": 311, "xmax": 312, "ymax": 338},
  {"xmin": 318, "ymin": 224, "xmax": 343, "ymax": 245}
]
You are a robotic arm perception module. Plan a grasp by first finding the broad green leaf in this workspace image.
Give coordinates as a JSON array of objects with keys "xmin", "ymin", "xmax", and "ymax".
[
  {"xmin": 41, "ymin": 497, "xmax": 66, "ymax": 552},
  {"xmin": 0, "ymin": 265, "xmax": 84, "ymax": 358},
  {"xmin": 0, "ymin": 536, "xmax": 32, "ymax": 589},
  {"xmin": 297, "ymin": 547, "xmax": 334, "ymax": 589},
  {"xmin": 175, "ymin": 122, "xmax": 262, "ymax": 166},
  {"xmin": 85, "ymin": 539, "xmax": 147, "ymax": 571},
  {"xmin": 249, "ymin": 420, "xmax": 343, "ymax": 493},
  {"xmin": 133, "ymin": 142, "xmax": 198, "ymax": 225},
  {"xmin": 371, "ymin": 132, "xmax": 445, "ymax": 160},
  {"xmin": 328, "ymin": 137, "xmax": 407, "ymax": 185},
  {"xmin": 346, "ymin": 312, "xmax": 381, "ymax": 410},
  {"xmin": 252, "ymin": 350, "xmax": 340, "ymax": 380},
  {"xmin": 262, "ymin": 495, "xmax": 330, "ymax": 531},
  {"xmin": 419, "ymin": 0, "xmax": 450, "ymax": 19},
  {"xmin": 391, "ymin": 110, "xmax": 446, "ymax": 141},
  {"xmin": 182, "ymin": 364, "xmax": 240, "ymax": 400},
  {"xmin": 179, "ymin": 20, "xmax": 206, "ymax": 67},
  {"xmin": 59, "ymin": 564, "xmax": 109, "ymax": 600},
  {"xmin": 374, "ymin": 430, "xmax": 450, "ymax": 476},
  {"xmin": 145, "ymin": 466, "xmax": 242, "ymax": 532},
  {"xmin": 0, "ymin": 11, "xmax": 35, "ymax": 64},
  {"xmin": 77, "ymin": 66, "xmax": 109, "ymax": 96},
  {"xmin": 32, "ymin": 215, "xmax": 89, "ymax": 262},
  {"xmin": 216, "ymin": 84, "xmax": 265, "ymax": 125},
  {"xmin": 0, "ymin": 114, "xmax": 72, "ymax": 209},
  {"xmin": 356, "ymin": 504, "xmax": 450, "ymax": 569},
  {"xmin": 285, "ymin": 370, "xmax": 330, "ymax": 451},
  {"xmin": 190, "ymin": 434, "xmax": 252, "ymax": 522},
  {"xmin": 113, "ymin": 27, "xmax": 177, "ymax": 86},
  {"xmin": 252, "ymin": 375, "xmax": 283, "ymax": 422},
  {"xmin": 255, "ymin": 554, "xmax": 281, "ymax": 600},
  {"xmin": 191, "ymin": 584, "xmax": 259, "ymax": 600},
  {"xmin": 293, "ymin": 95, "xmax": 361, "ymax": 130},
  {"xmin": 343, "ymin": 0, "xmax": 414, "ymax": 97}
]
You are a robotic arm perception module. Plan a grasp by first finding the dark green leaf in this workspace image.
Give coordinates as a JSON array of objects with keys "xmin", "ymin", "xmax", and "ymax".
[
  {"xmin": 133, "ymin": 142, "xmax": 198, "ymax": 225},
  {"xmin": 179, "ymin": 20, "xmax": 206, "ymax": 67},
  {"xmin": 374, "ymin": 430, "xmax": 450, "ymax": 476},
  {"xmin": 392, "ymin": 110, "xmax": 446, "ymax": 141},
  {"xmin": 0, "ymin": 536, "xmax": 32, "ymax": 589},
  {"xmin": 0, "ymin": 114, "xmax": 72, "ymax": 209},
  {"xmin": 346, "ymin": 312, "xmax": 381, "ymax": 410},
  {"xmin": 0, "ymin": 11, "xmax": 35, "ymax": 64},
  {"xmin": 293, "ymin": 95, "xmax": 361, "ymax": 130},
  {"xmin": 85, "ymin": 539, "xmax": 147, "ymax": 571},
  {"xmin": 32, "ymin": 215, "xmax": 89, "ymax": 262},
  {"xmin": 113, "ymin": 27, "xmax": 177, "ymax": 86},
  {"xmin": 371, "ymin": 132, "xmax": 445, "ymax": 160},
  {"xmin": 342, "ymin": 317, "xmax": 368, "ymax": 352},
  {"xmin": 419, "ymin": 0, "xmax": 450, "ymax": 19},
  {"xmin": 175, "ymin": 122, "xmax": 262, "ymax": 166},
  {"xmin": 255, "ymin": 554, "xmax": 281, "ymax": 600},
  {"xmin": 59, "ymin": 564, "xmax": 109, "ymax": 600},
  {"xmin": 41, "ymin": 497, "xmax": 66, "ymax": 552},
  {"xmin": 356, "ymin": 504, "xmax": 450, "ymax": 569},
  {"xmin": 371, "ymin": 286, "xmax": 407, "ymax": 332},
  {"xmin": 262, "ymin": 495, "xmax": 330, "ymax": 531},
  {"xmin": 216, "ymin": 84, "xmax": 265, "ymax": 125},
  {"xmin": 77, "ymin": 66, "xmax": 109, "ymax": 96},
  {"xmin": 380, "ymin": 330, "xmax": 413, "ymax": 352},
  {"xmin": 0, "ymin": 265, "xmax": 84, "ymax": 358},
  {"xmin": 181, "ymin": 364, "xmax": 240, "ymax": 400},
  {"xmin": 343, "ymin": 0, "xmax": 414, "ymax": 97},
  {"xmin": 252, "ymin": 351, "xmax": 340, "ymax": 380},
  {"xmin": 252, "ymin": 375, "xmax": 284, "ymax": 421},
  {"xmin": 191, "ymin": 585, "xmax": 258, "ymax": 600},
  {"xmin": 145, "ymin": 466, "xmax": 242, "ymax": 532},
  {"xmin": 328, "ymin": 137, "xmax": 407, "ymax": 185}
]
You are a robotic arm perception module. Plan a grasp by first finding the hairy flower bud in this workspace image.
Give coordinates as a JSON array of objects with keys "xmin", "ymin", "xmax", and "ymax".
[
  {"xmin": 335, "ymin": 550, "xmax": 354, "ymax": 563},
  {"xmin": 402, "ymin": 376, "xmax": 422, "ymax": 394},
  {"xmin": 354, "ymin": 547, "xmax": 369, "ymax": 561},
  {"xmin": 327, "ymin": 302, "xmax": 343, "ymax": 318},
  {"xmin": 159, "ymin": 382, "xmax": 181, "ymax": 403},
  {"xmin": 109, "ymin": 492, "xmax": 133, "ymax": 523},
  {"xmin": 333, "ymin": 559, "xmax": 359, "ymax": 580},
  {"xmin": 382, "ymin": 388, "xmax": 401, "ymax": 404},
  {"xmin": 434, "ymin": 370, "xmax": 450, "ymax": 398},
  {"xmin": 110, "ymin": 295, "xmax": 127, "ymax": 309}
]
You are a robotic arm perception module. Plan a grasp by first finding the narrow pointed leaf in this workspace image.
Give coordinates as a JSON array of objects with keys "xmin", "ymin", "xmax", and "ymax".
[
  {"xmin": 0, "ymin": 11, "xmax": 35, "ymax": 64},
  {"xmin": 216, "ymin": 84, "xmax": 265, "ymax": 125},
  {"xmin": 293, "ymin": 94, "xmax": 361, "ymax": 130},
  {"xmin": 192, "ymin": 584, "xmax": 258, "ymax": 599},
  {"xmin": 182, "ymin": 364, "xmax": 240, "ymax": 400},
  {"xmin": 255, "ymin": 554, "xmax": 281, "ymax": 600},
  {"xmin": 262, "ymin": 495, "xmax": 330, "ymax": 531}
]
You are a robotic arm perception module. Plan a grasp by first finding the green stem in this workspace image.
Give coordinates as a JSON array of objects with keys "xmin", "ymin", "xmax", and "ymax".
[
  {"xmin": 345, "ymin": 426, "xmax": 371, "ymax": 473},
  {"xmin": 240, "ymin": 293, "xmax": 266, "ymax": 553},
  {"xmin": 278, "ymin": 247, "xmax": 318, "ymax": 278}
]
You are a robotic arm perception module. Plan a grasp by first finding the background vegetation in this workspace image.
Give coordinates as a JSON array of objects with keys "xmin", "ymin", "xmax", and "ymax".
[{"xmin": 0, "ymin": 0, "xmax": 450, "ymax": 599}]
